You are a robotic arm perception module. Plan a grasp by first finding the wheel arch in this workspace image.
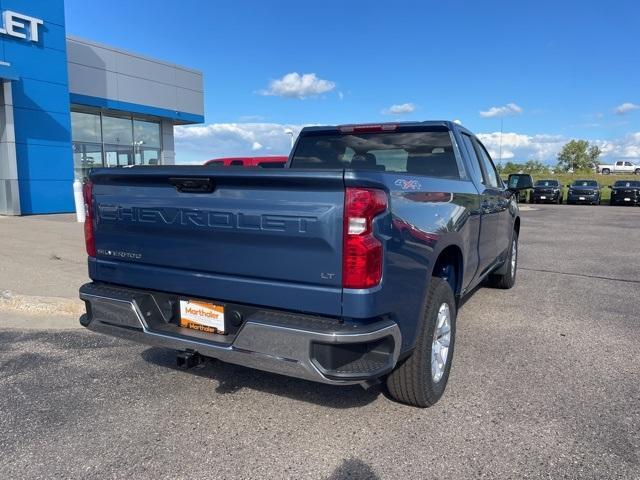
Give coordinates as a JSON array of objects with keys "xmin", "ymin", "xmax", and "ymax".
[{"xmin": 430, "ymin": 243, "xmax": 464, "ymax": 300}]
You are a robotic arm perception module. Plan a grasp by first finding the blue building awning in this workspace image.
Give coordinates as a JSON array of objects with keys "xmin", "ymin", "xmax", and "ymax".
[{"xmin": 0, "ymin": 62, "xmax": 19, "ymax": 81}]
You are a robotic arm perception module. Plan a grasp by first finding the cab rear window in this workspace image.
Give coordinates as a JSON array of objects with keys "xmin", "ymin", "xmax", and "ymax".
[{"xmin": 290, "ymin": 131, "xmax": 460, "ymax": 179}]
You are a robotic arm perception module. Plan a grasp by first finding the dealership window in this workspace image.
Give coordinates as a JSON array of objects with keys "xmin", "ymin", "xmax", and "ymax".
[
  {"xmin": 133, "ymin": 119, "xmax": 161, "ymax": 165},
  {"xmin": 71, "ymin": 108, "xmax": 162, "ymax": 179}
]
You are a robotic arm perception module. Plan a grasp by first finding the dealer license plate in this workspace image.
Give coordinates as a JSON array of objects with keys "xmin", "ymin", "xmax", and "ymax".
[
  {"xmin": 540, "ymin": 196, "xmax": 546, "ymax": 200},
  {"xmin": 624, "ymin": 198, "xmax": 631, "ymax": 202},
  {"xmin": 179, "ymin": 300, "xmax": 225, "ymax": 334},
  {"xmin": 579, "ymin": 196, "xmax": 585, "ymax": 200}
]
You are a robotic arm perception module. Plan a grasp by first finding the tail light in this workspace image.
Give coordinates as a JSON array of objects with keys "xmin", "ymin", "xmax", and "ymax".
[
  {"xmin": 343, "ymin": 188, "xmax": 387, "ymax": 289},
  {"xmin": 83, "ymin": 181, "xmax": 96, "ymax": 257}
]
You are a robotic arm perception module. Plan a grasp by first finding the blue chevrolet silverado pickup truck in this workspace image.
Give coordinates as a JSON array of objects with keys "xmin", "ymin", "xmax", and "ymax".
[{"xmin": 79, "ymin": 121, "xmax": 531, "ymax": 407}]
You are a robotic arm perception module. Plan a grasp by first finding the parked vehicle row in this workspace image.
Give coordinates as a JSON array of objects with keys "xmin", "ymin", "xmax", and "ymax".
[{"xmin": 523, "ymin": 178, "xmax": 640, "ymax": 206}]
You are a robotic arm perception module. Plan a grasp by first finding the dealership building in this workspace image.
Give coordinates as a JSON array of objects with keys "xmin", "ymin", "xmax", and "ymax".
[{"xmin": 0, "ymin": 0, "xmax": 204, "ymax": 215}]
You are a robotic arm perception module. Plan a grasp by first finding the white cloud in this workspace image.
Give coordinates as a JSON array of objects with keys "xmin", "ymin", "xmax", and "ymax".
[
  {"xmin": 174, "ymin": 123, "xmax": 303, "ymax": 163},
  {"xmin": 614, "ymin": 102, "xmax": 640, "ymax": 115},
  {"xmin": 477, "ymin": 132, "xmax": 564, "ymax": 161},
  {"xmin": 477, "ymin": 131, "xmax": 640, "ymax": 164},
  {"xmin": 259, "ymin": 72, "xmax": 335, "ymax": 99},
  {"xmin": 382, "ymin": 103, "xmax": 416, "ymax": 115},
  {"xmin": 479, "ymin": 102, "xmax": 523, "ymax": 118},
  {"xmin": 595, "ymin": 132, "xmax": 640, "ymax": 158},
  {"xmin": 174, "ymin": 122, "xmax": 640, "ymax": 166}
]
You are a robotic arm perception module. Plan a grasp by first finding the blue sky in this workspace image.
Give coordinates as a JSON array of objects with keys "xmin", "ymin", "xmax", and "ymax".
[{"xmin": 64, "ymin": 0, "xmax": 640, "ymax": 164}]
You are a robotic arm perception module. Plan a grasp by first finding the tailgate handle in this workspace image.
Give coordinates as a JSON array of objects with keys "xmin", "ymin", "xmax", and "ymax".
[{"xmin": 169, "ymin": 177, "xmax": 214, "ymax": 193}]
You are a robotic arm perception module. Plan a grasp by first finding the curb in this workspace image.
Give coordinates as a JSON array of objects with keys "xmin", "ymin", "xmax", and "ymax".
[{"xmin": 0, "ymin": 290, "xmax": 84, "ymax": 317}]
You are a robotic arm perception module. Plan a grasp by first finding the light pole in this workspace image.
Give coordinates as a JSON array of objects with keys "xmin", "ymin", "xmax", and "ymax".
[{"xmin": 284, "ymin": 129, "xmax": 294, "ymax": 149}]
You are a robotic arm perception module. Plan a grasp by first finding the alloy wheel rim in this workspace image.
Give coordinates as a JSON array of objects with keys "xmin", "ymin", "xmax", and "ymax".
[{"xmin": 431, "ymin": 303, "xmax": 451, "ymax": 382}]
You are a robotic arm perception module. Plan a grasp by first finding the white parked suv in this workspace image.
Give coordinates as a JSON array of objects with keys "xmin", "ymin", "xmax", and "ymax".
[{"xmin": 597, "ymin": 161, "xmax": 640, "ymax": 175}]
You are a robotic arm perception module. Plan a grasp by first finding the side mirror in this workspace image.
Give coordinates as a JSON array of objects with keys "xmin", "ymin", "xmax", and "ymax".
[
  {"xmin": 507, "ymin": 173, "xmax": 533, "ymax": 191},
  {"xmin": 608, "ymin": 185, "xmax": 613, "ymax": 189}
]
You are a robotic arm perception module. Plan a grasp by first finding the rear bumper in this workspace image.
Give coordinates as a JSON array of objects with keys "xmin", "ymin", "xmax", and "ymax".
[{"xmin": 79, "ymin": 282, "xmax": 401, "ymax": 385}]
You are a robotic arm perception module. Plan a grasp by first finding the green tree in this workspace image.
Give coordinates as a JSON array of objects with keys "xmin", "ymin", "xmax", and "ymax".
[{"xmin": 557, "ymin": 140, "xmax": 601, "ymax": 172}]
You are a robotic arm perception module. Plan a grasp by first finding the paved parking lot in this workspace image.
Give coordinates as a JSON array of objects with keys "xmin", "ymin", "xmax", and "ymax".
[{"xmin": 1, "ymin": 205, "xmax": 639, "ymax": 479}]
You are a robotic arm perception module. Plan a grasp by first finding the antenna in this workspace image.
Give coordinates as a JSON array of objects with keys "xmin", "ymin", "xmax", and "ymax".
[{"xmin": 499, "ymin": 117, "xmax": 503, "ymax": 163}]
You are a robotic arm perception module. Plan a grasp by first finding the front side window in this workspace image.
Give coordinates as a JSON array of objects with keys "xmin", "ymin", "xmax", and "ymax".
[{"xmin": 290, "ymin": 130, "xmax": 460, "ymax": 179}]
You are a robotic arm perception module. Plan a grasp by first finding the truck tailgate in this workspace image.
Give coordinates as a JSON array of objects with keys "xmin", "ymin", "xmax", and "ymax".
[{"xmin": 89, "ymin": 168, "xmax": 344, "ymax": 316}]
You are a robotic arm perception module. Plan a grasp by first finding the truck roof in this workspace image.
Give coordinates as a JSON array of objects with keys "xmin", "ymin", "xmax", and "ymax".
[{"xmin": 300, "ymin": 120, "xmax": 461, "ymax": 135}]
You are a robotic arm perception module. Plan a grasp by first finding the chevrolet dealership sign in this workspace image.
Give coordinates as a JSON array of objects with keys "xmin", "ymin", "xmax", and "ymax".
[{"xmin": 0, "ymin": 10, "xmax": 43, "ymax": 42}]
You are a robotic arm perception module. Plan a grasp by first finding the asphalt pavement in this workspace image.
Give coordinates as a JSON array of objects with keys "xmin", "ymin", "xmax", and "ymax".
[{"xmin": 0, "ymin": 205, "xmax": 639, "ymax": 479}]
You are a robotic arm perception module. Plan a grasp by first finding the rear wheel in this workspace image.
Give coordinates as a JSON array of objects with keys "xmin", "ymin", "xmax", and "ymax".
[
  {"xmin": 386, "ymin": 277, "xmax": 456, "ymax": 408},
  {"xmin": 635, "ymin": 169, "xmax": 640, "ymax": 175}
]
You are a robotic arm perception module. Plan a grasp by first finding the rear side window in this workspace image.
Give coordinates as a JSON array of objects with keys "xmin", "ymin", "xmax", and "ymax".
[
  {"xmin": 473, "ymin": 139, "xmax": 499, "ymax": 188},
  {"xmin": 460, "ymin": 134, "xmax": 484, "ymax": 184},
  {"xmin": 290, "ymin": 130, "xmax": 460, "ymax": 179}
]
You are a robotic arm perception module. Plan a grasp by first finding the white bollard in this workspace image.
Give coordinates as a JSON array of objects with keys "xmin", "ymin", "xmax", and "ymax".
[{"xmin": 73, "ymin": 179, "xmax": 86, "ymax": 223}]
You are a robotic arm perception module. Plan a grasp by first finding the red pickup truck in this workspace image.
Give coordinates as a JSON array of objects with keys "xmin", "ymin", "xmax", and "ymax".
[{"xmin": 204, "ymin": 156, "xmax": 288, "ymax": 168}]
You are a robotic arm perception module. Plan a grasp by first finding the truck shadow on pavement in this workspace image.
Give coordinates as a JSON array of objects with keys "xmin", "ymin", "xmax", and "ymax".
[
  {"xmin": 326, "ymin": 458, "xmax": 381, "ymax": 479},
  {"xmin": 140, "ymin": 347, "xmax": 383, "ymax": 409}
]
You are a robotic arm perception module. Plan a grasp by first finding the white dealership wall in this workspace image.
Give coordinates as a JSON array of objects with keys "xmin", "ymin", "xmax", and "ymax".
[{"xmin": 66, "ymin": 35, "xmax": 205, "ymax": 166}]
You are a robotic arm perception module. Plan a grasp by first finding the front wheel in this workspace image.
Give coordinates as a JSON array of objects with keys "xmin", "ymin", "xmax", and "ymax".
[
  {"xmin": 602, "ymin": 169, "xmax": 610, "ymax": 175},
  {"xmin": 386, "ymin": 277, "xmax": 456, "ymax": 408}
]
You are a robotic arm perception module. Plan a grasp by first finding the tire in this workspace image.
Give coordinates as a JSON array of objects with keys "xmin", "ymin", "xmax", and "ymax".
[
  {"xmin": 635, "ymin": 169, "xmax": 640, "ymax": 175},
  {"xmin": 556, "ymin": 196, "xmax": 561, "ymax": 205},
  {"xmin": 610, "ymin": 199, "xmax": 614, "ymax": 206},
  {"xmin": 386, "ymin": 277, "xmax": 456, "ymax": 408},
  {"xmin": 602, "ymin": 169, "xmax": 610, "ymax": 175},
  {"xmin": 487, "ymin": 231, "xmax": 518, "ymax": 289}
]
